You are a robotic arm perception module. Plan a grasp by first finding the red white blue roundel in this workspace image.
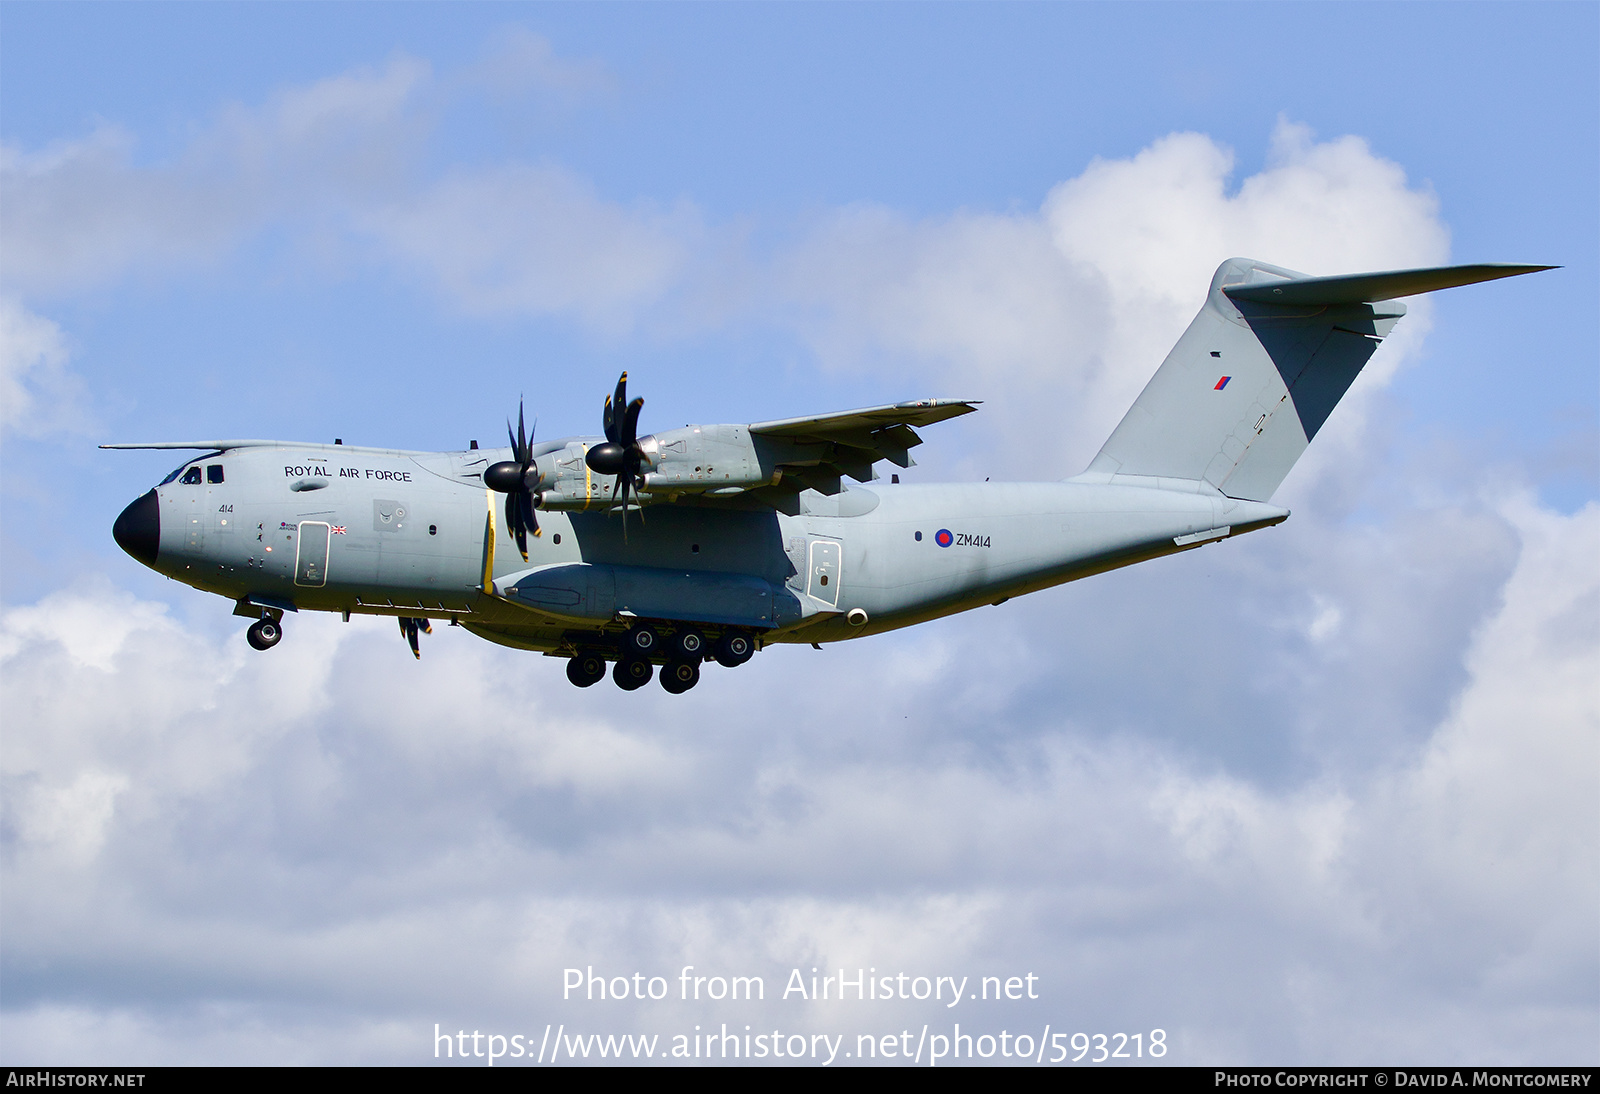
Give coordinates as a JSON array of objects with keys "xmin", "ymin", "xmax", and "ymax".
[{"xmin": 935, "ymin": 528, "xmax": 953, "ymax": 547}]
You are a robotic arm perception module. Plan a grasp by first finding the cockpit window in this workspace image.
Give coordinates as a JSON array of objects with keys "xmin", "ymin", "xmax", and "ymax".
[
  {"xmin": 207, "ymin": 464, "xmax": 225, "ymax": 484},
  {"xmin": 157, "ymin": 452, "xmax": 224, "ymax": 487}
]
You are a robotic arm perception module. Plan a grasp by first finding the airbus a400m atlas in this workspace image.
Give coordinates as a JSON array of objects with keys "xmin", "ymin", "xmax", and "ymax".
[{"xmin": 108, "ymin": 258, "xmax": 1550, "ymax": 694}]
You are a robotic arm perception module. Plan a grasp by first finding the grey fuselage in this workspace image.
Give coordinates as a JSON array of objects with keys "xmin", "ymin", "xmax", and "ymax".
[
  {"xmin": 109, "ymin": 257, "xmax": 1551, "ymax": 664},
  {"xmin": 118, "ymin": 439, "xmax": 1288, "ymax": 656}
]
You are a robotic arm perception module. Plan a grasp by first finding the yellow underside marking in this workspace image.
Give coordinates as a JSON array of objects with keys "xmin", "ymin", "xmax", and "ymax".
[
  {"xmin": 582, "ymin": 444, "xmax": 593, "ymax": 510},
  {"xmin": 482, "ymin": 487, "xmax": 497, "ymax": 592}
]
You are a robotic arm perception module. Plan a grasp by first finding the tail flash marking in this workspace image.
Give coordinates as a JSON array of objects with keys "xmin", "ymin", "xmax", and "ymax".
[{"xmin": 1214, "ymin": 376, "xmax": 1231, "ymax": 390}]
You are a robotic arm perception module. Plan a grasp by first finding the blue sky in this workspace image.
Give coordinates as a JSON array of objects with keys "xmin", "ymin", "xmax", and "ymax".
[{"xmin": 2, "ymin": 3, "xmax": 1595, "ymax": 1066}]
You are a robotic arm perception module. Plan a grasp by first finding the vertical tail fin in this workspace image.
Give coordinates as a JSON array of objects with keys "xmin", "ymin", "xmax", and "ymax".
[{"xmin": 1081, "ymin": 258, "xmax": 1554, "ymax": 501}]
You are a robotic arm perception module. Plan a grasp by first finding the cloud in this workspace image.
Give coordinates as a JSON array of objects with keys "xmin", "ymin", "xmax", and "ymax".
[
  {"xmin": 776, "ymin": 119, "xmax": 1450, "ymax": 480},
  {"xmin": 0, "ymin": 298, "xmax": 88, "ymax": 436},
  {"xmin": 0, "ymin": 42, "xmax": 708, "ymax": 339},
  {"xmin": 2, "ymin": 54, "xmax": 1452, "ymax": 411},
  {"xmin": 467, "ymin": 26, "xmax": 616, "ymax": 106},
  {"xmin": 1, "ymin": 44, "xmax": 1587, "ymax": 1064},
  {"xmin": 2, "ymin": 488, "xmax": 1592, "ymax": 1063},
  {"xmin": 360, "ymin": 166, "xmax": 705, "ymax": 333},
  {"xmin": 0, "ymin": 56, "xmax": 431, "ymax": 298}
]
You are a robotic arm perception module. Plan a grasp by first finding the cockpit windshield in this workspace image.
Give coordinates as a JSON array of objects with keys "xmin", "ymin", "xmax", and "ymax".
[{"xmin": 158, "ymin": 452, "xmax": 223, "ymax": 486}]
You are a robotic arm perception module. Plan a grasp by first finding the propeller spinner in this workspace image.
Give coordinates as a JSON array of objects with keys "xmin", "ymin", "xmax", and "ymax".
[{"xmin": 482, "ymin": 403, "xmax": 541, "ymax": 561}]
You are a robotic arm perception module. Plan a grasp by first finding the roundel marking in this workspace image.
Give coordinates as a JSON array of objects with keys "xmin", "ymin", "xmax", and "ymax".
[{"xmin": 935, "ymin": 529, "xmax": 953, "ymax": 548}]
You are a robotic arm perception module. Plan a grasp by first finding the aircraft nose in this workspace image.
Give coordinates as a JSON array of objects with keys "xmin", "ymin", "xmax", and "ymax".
[{"xmin": 112, "ymin": 489, "xmax": 160, "ymax": 565}]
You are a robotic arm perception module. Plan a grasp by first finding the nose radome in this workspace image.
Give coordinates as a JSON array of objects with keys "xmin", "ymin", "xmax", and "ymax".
[{"xmin": 113, "ymin": 489, "xmax": 160, "ymax": 565}]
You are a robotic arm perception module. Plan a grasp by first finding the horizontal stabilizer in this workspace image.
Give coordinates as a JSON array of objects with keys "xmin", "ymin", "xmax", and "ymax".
[{"xmin": 1223, "ymin": 263, "xmax": 1556, "ymax": 306}]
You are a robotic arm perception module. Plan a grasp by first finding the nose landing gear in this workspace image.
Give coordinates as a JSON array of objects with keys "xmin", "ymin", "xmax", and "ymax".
[{"xmin": 246, "ymin": 618, "xmax": 282, "ymax": 651}]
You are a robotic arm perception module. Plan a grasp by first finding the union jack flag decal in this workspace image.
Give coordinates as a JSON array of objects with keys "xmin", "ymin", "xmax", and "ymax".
[{"xmin": 331, "ymin": 525, "xmax": 347, "ymax": 535}]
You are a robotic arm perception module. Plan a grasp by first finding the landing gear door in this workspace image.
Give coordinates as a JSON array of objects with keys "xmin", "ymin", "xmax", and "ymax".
[
  {"xmin": 806, "ymin": 538, "xmax": 842, "ymax": 608},
  {"xmin": 295, "ymin": 521, "xmax": 331, "ymax": 587}
]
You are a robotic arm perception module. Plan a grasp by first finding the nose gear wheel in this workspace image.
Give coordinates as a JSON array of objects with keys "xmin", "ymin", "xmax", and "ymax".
[{"xmin": 247, "ymin": 618, "xmax": 282, "ymax": 651}]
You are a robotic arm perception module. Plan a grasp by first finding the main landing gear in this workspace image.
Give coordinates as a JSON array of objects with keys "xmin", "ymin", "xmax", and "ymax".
[
  {"xmin": 566, "ymin": 652, "xmax": 607, "ymax": 688},
  {"xmin": 613, "ymin": 657, "xmax": 653, "ymax": 691},
  {"xmin": 563, "ymin": 624, "xmax": 757, "ymax": 693},
  {"xmin": 659, "ymin": 659, "xmax": 700, "ymax": 695}
]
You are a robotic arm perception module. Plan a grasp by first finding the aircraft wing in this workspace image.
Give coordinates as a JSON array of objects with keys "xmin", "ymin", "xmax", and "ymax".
[
  {"xmin": 101, "ymin": 440, "xmax": 291, "ymax": 450},
  {"xmin": 746, "ymin": 398, "xmax": 979, "ymax": 494}
]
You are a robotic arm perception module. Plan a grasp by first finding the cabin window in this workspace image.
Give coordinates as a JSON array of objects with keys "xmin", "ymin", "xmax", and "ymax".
[
  {"xmin": 207, "ymin": 464, "xmax": 225, "ymax": 484},
  {"xmin": 180, "ymin": 466, "xmax": 203, "ymax": 485},
  {"xmin": 914, "ymin": 530, "xmax": 923, "ymax": 541}
]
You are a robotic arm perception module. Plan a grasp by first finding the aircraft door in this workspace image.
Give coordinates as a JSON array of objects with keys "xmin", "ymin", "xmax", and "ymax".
[
  {"xmin": 295, "ymin": 521, "xmax": 331, "ymax": 587},
  {"xmin": 806, "ymin": 538, "xmax": 842, "ymax": 607}
]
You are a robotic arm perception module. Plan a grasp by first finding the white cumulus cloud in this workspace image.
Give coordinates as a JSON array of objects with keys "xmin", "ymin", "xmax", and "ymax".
[
  {"xmin": 775, "ymin": 119, "xmax": 1450, "ymax": 482},
  {"xmin": 0, "ymin": 298, "xmax": 87, "ymax": 436},
  {"xmin": 1, "ymin": 488, "xmax": 1591, "ymax": 1063}
]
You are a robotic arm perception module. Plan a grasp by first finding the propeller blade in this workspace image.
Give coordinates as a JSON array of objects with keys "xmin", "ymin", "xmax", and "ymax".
[
  {"xmin": 400, "ymin": 617, "xmax": 421, "ymax": 659},
  {"xmin": 592, "ymin": 374, "xmax": 647, "ymax": 542},
  {"xmin": 603, "ymin": 372, "xmax": 628, "ymax": 444},
  {"xmin": 520, "ymin": 491, "xmax": 539, "ymax": 552},
  {"xmin": 490, "ymin": 399, "xmax": 542, "ymax": 561},
  {"xmin": 621, "ymin": 397, "xmax": 643, "ymax": 447},
  {"xmin": 506, "ymin": 494, "xmax": 528, "ymax": 561}
]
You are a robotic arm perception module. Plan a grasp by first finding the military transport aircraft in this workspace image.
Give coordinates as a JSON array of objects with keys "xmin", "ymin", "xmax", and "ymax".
[{"xmin": 107, "ymin": 258, "xmax": 1551, "ymax": 693}]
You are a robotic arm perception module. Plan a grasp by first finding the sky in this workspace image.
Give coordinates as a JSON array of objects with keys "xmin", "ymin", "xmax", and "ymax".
[{"xmin": 1, "ymin": 2, "xmax": 1596, "ymax": 1067}]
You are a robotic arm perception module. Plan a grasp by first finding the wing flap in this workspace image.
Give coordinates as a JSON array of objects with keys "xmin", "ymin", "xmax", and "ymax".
[{"xmin": 745, "ymin": 398, "xmax": 977, "ymax": 494}]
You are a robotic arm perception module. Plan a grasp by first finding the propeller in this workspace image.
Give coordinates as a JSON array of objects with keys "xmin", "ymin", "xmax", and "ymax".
[
  {"xmin": 584, "ymin": 371, "xmax": 647, "ymax": 539},
  {"xmin": 483, "ymin": 402, "xmax": 541, "ymax": 561}
]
